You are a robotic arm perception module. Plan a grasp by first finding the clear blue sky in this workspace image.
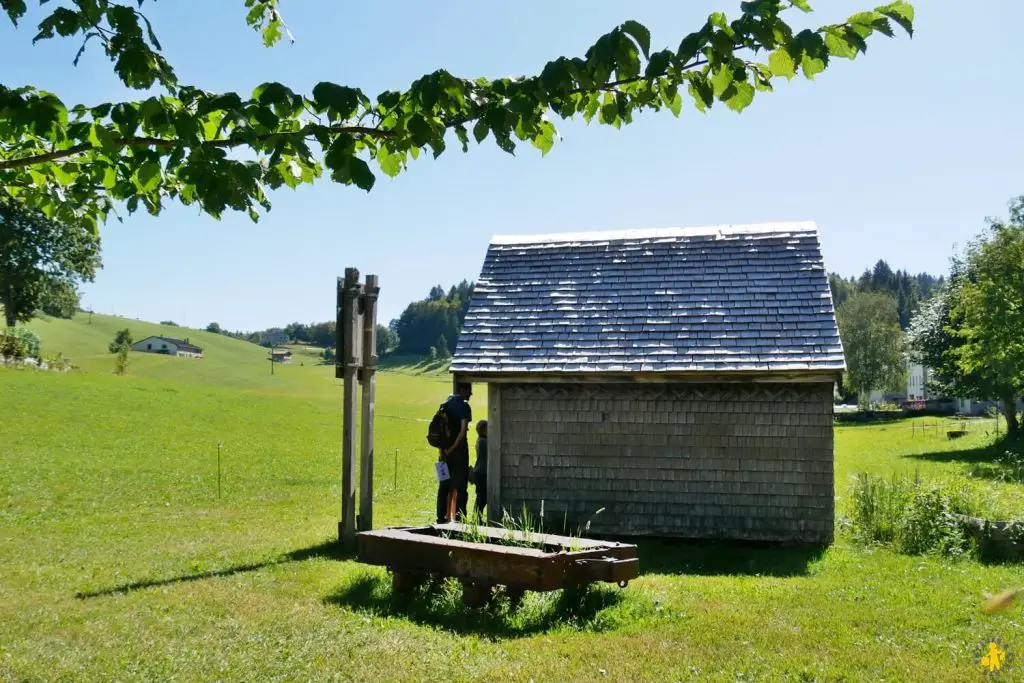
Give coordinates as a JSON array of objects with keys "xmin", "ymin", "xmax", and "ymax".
[{"xmin": 3, "ymin": 1, "xmax": 1022, "ymax": 331}]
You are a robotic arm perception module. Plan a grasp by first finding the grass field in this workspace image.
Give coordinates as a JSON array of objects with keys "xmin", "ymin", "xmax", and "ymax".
[{"xmin": 2, "ymin": 315, "xmax": 1023, "ymax": 681}]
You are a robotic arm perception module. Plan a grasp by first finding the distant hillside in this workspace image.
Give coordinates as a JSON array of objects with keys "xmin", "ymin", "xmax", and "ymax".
[{"xmin": 25, "ymin": 311, "xmax": 335, "ymax": 392}]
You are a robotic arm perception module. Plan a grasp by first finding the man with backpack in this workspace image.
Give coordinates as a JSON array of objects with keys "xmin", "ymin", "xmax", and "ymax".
[{"xmin": 428, "ymin": 382, "xmax": 473, "ymax": 523}]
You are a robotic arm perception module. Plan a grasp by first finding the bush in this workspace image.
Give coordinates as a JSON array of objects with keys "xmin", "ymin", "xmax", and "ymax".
[
  {"xmin": 108, "ymin": 328, "xmax": 133, "ymax": 354},
  {"xmin": 847, "ymin": 473, "xmax": 978, "ymax": 558},
  {"xmin": 1, "ymin": 326, "xmax": 40, "ymax": 360}
]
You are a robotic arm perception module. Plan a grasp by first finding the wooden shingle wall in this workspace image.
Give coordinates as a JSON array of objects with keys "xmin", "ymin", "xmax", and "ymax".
[{"xmin": 497, "ymin": 382, "xmax": 834, "ymax": 543}]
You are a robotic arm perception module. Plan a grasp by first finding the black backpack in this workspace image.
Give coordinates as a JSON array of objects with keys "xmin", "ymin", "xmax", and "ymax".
[{"xmin": 427, "ymin": 401, "xmax": 451, "ymax": 449}]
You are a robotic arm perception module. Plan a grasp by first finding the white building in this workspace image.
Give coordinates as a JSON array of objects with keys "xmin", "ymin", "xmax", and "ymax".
[
  {"xmin": 906, "ymin": 362, "xmax": 931, "ymax": 400},
  {"xmin": 261, "ymin": 330, "xmax": 289, "ymax": 347},
  {"xmin": 131, "ymin": 336, "xmax": 204, "ymax": 359}
]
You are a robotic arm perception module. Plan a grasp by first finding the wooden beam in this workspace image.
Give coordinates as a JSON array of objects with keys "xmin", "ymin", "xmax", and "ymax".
[
  {"xmin": 358, "ymin": 274, "xmax": 379, "ymax": 532},
  {"xmin": 486, "ymin": 383, "xmax": 502, "ymax": 524},
  {"xmin": 339, "ymin": 267, "xmax": 360, "ymax": 547}
]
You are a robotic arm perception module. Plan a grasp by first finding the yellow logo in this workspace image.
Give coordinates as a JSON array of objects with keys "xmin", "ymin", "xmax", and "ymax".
[{"xmin": 980, "ymin": 640, "xmax": 1008, "ymax": 674}]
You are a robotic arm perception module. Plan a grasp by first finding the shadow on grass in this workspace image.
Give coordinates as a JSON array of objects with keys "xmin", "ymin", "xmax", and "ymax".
[
  {"xmin": 635, "ymin": 538, "xmax": 827, "ymax": 577},
  {"xmin": 904, "ymin": 436, "xmax": 1023, "ymax": 483},
  {"xmin": 324, "ymin": 571, "xmax": 631, "ymax": 639},
  {"xmin": 75, "ymin": 539, "xmax": 352, "ymax": 599}
]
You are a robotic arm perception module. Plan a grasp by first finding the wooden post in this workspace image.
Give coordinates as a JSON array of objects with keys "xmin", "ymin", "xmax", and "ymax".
[
  {"xmin": 338, "ymin": 268, "xmax": 361, "ymax": 546},
  {"xmin": 358, "ymin": 274, "xmax": 379, "ymax": 531},
  {"xmin": 487, "ymin": 382, "xmax": 502, "ymax": 524}
]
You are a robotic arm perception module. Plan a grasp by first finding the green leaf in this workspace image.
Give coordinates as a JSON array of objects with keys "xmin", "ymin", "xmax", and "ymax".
[
  {"xmin": 454, "ymin": 124, "xmax": 469, "ymax": 152},
  {"xmin": 136, "ymin": 160, "xmax": 161, "ymax": 192},
  {"xmin": 800, "ymin": 53, "xmax": 826, "ymax": 79},
  {"xmin": 4, "ymin": 0, "xmax": 27, "ymax": 25},
  {"xmin": 530, "ymin": 121, "xmax": 556, "ymax": 156},
  {"xmin": 668, "ymin": 91, "xmax": 682, "ymax": 117},
  {"xmin": 849, "ymin": 11, "xmax": 894, "ymax": 38},
  {"xmin": 768, "ymin": 48, "xmax": 797, "ymax": 79},
  {"xmin": 312, "ymin": 82, "xmax": 361, "ymax": 119},
  {"xmin": 333, "ymin": 156, "xmax": 373, "ymax": 191},
  {"xmin": 102, "ymin": 166, "xmax": 117, "ymax": 190},
  {"xmin": 378, "ymin": 152, "xmax": 402, "ymax": 178},
  {"xmin": 620, "ymin": 20, "xmax": 651, "ymax": 59},
  {"xmin": 88, "ymin": 123, "xmax": 119, "ymax": 152},
  {"xmin": 711, "ymin": 65, "xmax": 736, "ymax": 97},
  {"xmin": 688, "ymin": 75, "xmax": 713, "ymax": 112},
  {"xmin": 878, "ymin": 0, "xmax": 914, "ymax": 37},
  {"xmin": 645, "ymin": 49, "xmax": 672, "ymax": 79},
  {"xmin": 824, "ymin": 29, "xmax": 861, "ymax": 59},
  {"xmin": 790, "ymin": 0, "xmax": 812, "ymax": 11},
  {"xmin": 473, "ymin": 120, "xmax": 488, "ymax": 143},
  {"xmin": 600, "ymin": 102, "xmax": 618, "ymax": 124},
  {"xmin": 253, "ymin": 106, "xmax": 279, "ymax": 130},
  {"xmin": 254, "ymin": 82, "xmax": 292, "ymax": 106},
  {"xmin": 724, "ymin": 81, "xmax": 755, "ymax": 112},
  {"xmin": 111, "ymin": 102, "xmax": 140, "ymax": 135}
]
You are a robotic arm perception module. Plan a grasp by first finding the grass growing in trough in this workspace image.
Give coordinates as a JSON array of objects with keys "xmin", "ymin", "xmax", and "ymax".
[{"xmin": 2, "ymin": 314, "xmax": 1023, "ymax": 680}]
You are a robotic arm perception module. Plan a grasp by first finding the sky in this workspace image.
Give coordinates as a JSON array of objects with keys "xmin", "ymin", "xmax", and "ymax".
[{"xmin": 3, "ymin": 1, "xmax": 1023, "ymax": 331}]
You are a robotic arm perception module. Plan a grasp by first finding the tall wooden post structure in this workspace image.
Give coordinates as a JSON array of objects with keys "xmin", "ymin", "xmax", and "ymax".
[{"xmin": 336, "ymin": 268, "xmax": 379, "ymax": 546}]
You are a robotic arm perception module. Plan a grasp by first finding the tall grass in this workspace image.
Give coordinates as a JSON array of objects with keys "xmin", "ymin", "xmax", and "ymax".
[{"xmin": 846, "ymin": 473, "xmax": 981, "ymax": 558}]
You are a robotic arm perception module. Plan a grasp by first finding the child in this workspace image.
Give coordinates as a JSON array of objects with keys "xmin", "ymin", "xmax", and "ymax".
[{"xmin": 472, "ymin": 420, "xmax": 488, "ymax": 516}]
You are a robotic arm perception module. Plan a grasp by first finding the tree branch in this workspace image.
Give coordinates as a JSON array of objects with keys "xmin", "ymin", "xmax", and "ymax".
[{"xmin": 0, "ymin": 125, "xmax": 392, "ymax": 170}]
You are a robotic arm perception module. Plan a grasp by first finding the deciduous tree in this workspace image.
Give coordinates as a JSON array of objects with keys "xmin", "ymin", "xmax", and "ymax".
[
  {"xmin": 1, "ymin": 1, "xmax": 913, "ymax": 232},
  {"xmin": 837, "ymin": 291, "xmax": 906, "ymax": 405},
  {"xmin": 910, "ymin": 197, "xmax": 1024, "ymax": 437},
  {"xmin": 0, "ymin": 198, "xmax": 100, "ymax": 327}
]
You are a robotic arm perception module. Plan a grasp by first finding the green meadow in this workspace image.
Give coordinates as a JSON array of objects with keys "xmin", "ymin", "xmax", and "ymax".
[{"xmin": 1, "ymin": 313, "xmax": 1022, "ymax": 681}]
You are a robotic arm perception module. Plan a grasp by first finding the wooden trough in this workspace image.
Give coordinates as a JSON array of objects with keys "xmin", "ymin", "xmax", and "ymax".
[{"xmin": 356, "ymin": 522, "xmax": 639, "ymax": 607}]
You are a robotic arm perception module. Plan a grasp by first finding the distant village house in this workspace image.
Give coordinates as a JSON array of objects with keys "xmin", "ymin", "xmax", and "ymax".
[
  {"xmin": 261, "ymin": 330, "xmax": 290, "ymax": 347},
  {"xmin": 131, "ymin": 336, "xmax": 204, "ymax": 359}
]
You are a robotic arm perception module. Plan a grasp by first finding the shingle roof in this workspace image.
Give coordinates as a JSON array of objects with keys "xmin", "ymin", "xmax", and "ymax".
[{"xmin": 451, "ymin": 222, "xmax": 845, "ymax": 376}]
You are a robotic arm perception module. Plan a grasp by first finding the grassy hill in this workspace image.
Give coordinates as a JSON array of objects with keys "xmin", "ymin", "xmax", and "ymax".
[
  {"xmin": 2, "ymin": 313, "xmax": 1023, "ymax": 680},
  {"xmin": 28, "ymin": 312, "xmax": 321, "ymax": 392}
]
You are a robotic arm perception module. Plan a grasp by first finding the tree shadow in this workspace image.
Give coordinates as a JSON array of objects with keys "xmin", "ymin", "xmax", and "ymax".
[
  {"xmin": 634, "ymin": 538, "xmax": 827, "ymax": 577},
  {"xmin": 904, "ymin": 436, "xmax": 1023, "ymax": 482},
  {"xmin": 75, "ymin": 539, "xmax": 352, "ymax": 599},
  {"xmin": 323, "ymin": 571, "xmax": 631, "ymax": 639}
]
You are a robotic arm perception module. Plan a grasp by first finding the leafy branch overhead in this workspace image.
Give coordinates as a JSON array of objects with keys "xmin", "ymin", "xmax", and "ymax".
[{"xmin": 1, "ymin": 1, "xmax": 914, "ymax": 230}]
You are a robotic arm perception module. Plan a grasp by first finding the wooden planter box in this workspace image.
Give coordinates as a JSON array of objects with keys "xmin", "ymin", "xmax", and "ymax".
[{"xmin": 356, "ymin": 522, "xmax": 639, "ymax": 607}]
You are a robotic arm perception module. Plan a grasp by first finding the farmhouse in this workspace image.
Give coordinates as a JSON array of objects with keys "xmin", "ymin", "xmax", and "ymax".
[
  {"xmin": 451, "ymin": 223, "xmax": 845, "ymax": 544},
  {"xmin": 269, "ymin": 348, "xmax": 292, "ymax": 362},
  {"xmin": 131, "ymin": 336, "xmax": 204, "ymax": 359}
]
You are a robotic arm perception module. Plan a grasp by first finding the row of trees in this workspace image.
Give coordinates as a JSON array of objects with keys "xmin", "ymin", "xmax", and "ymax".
[
  {"xmin": 829, "ymin": 261, "xmax": 943, "ymax": 329},
  {"xmin": 208, "ymin": 280, "xmax": 474, "ymax": 360},
  {"xmin": 836, "ymin": 197, "xmax": 1024, "ymax": 438}
]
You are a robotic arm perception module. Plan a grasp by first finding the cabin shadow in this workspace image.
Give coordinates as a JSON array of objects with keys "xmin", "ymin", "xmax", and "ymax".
[
  {"xmin": 75, "ymin": 539, "xmax": 351, "ymax": 599},
  {"xmin": 324, "ymin": 571, "xmax": 626, "ymax": 639},
  {"xmin": 634, "ymin": 538, "xmax": 827, "ymax": 577}
]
